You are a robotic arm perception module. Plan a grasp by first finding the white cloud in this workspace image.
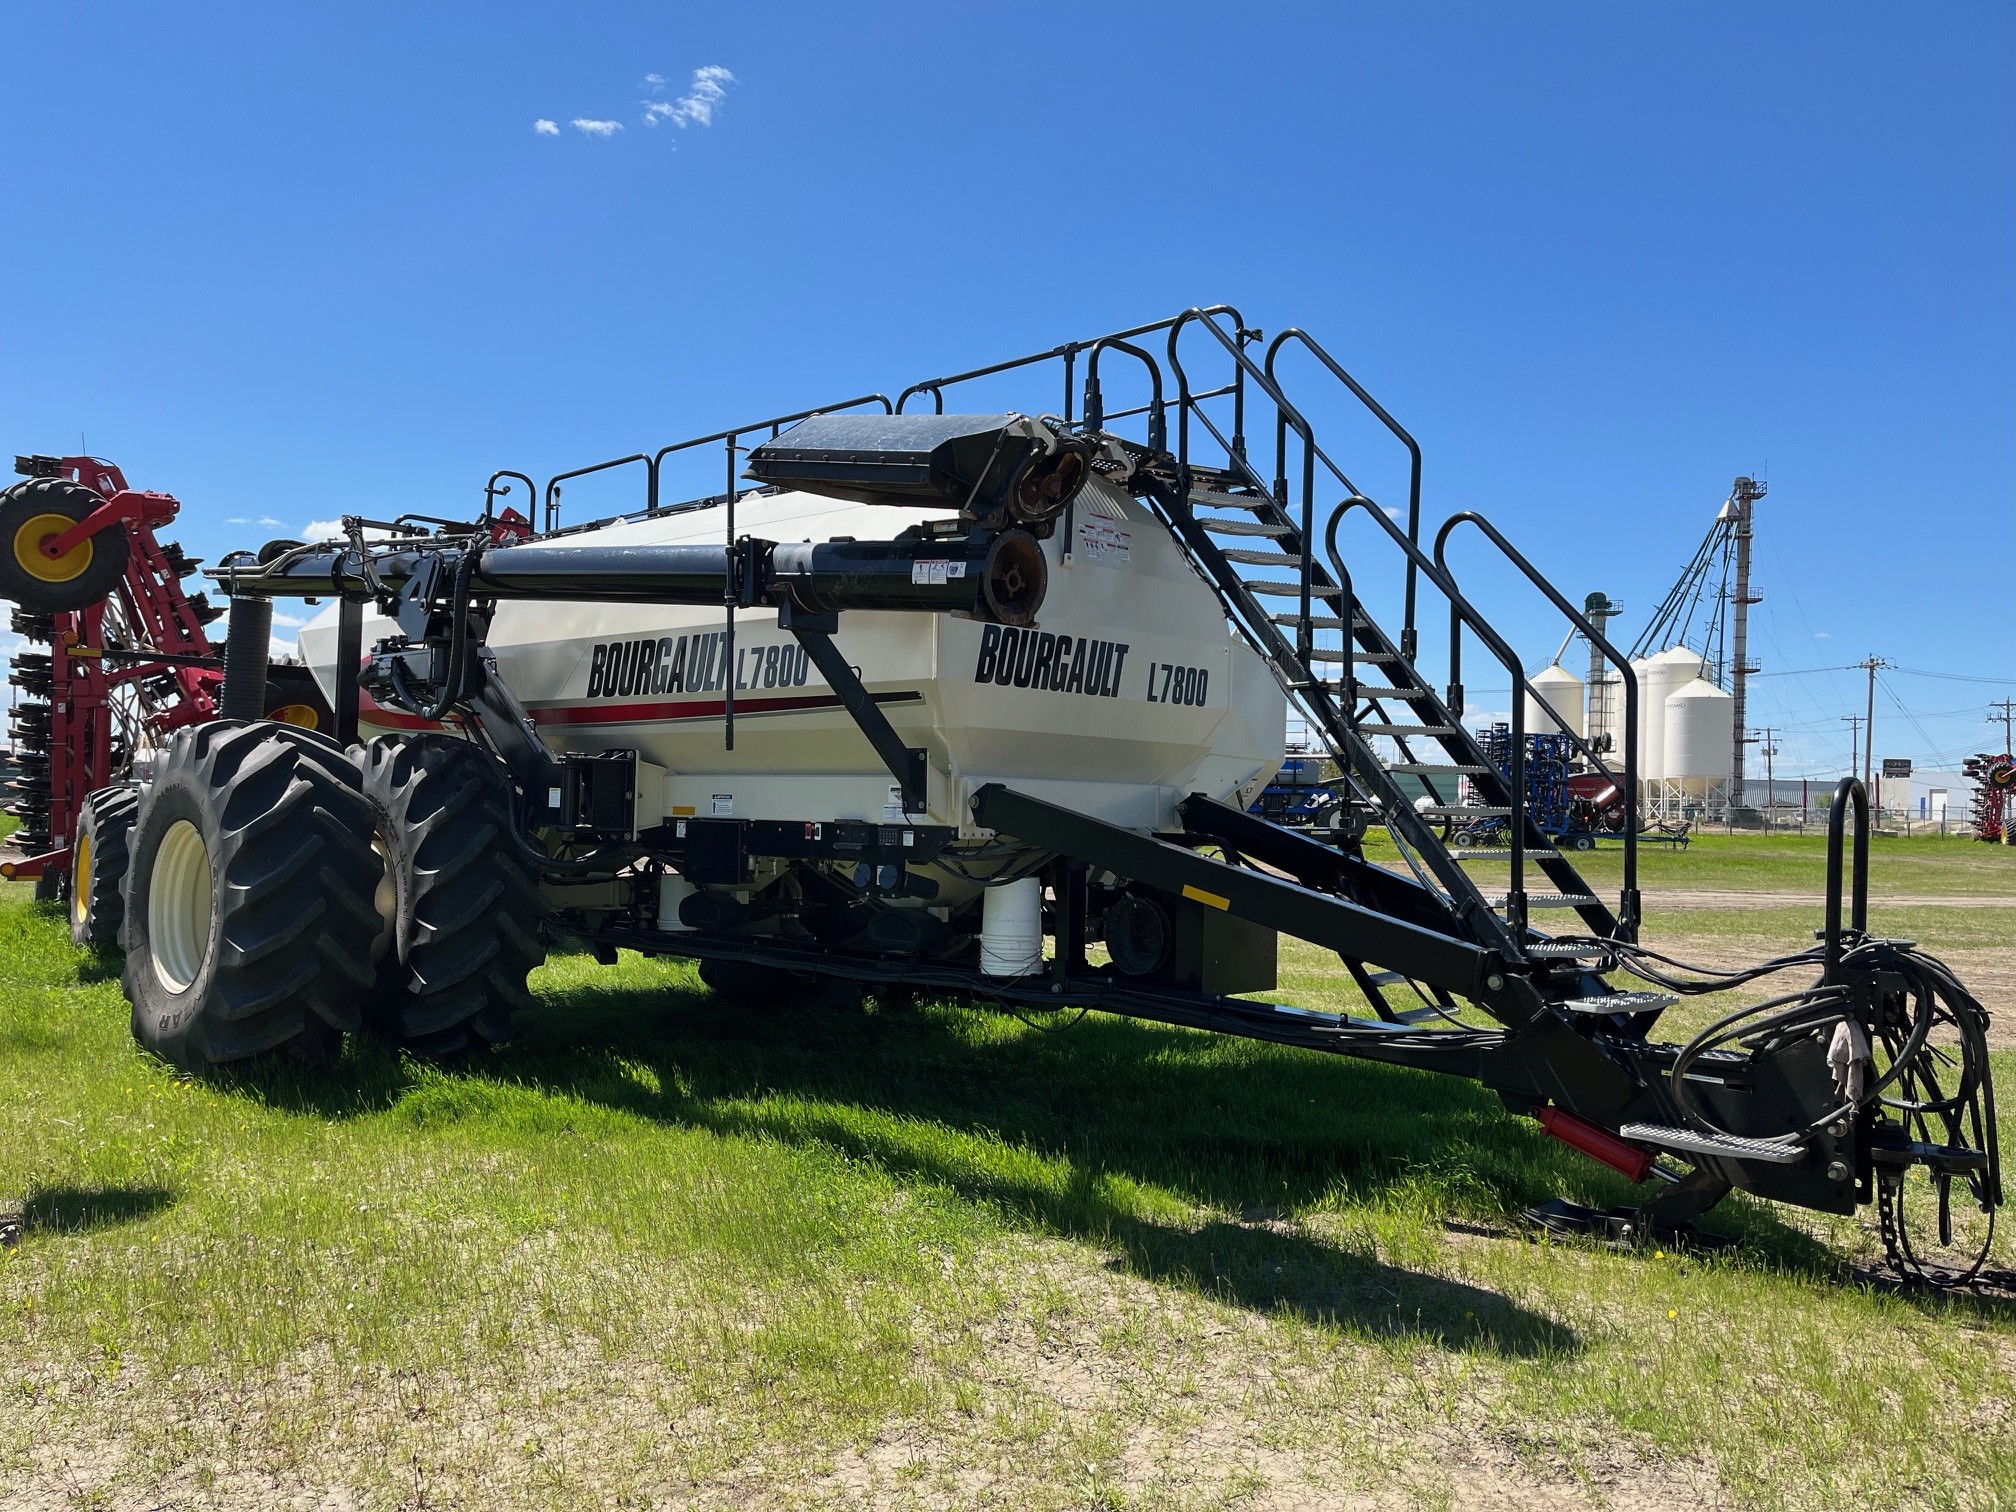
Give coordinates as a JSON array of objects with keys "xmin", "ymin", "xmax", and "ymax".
[
  {"xmin": 1813, "ymin": 631, "xmax": 1831, "ymax": 639},
  {"xmin": 226, "ymin": 517, "xmax": 249, "ymax": 525},
  {"xmin": 269, "ymin": 610, "xmax": 312, "ymax": 629},
  {"xmin": 533, "ymin": 118, "xmax": 560, "ymax": 136},
  {"xmin": 643, "ymin": 72, "xmax": 665, "ymax": 86},
  {"xmin": 258, "ymin": 515, "xmax": 283, "ymax": 526},
  {"xmin": 643, "ymin": 64, "xmax": 735, "ymax": 128},
  {"xmin": 571, "ymin": 118, "xmax": 622, "ymax": 138}
]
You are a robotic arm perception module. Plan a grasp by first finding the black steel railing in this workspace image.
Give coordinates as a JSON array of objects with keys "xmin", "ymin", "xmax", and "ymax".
[{"xmin": 1433, "ymin": 510, "xmax": 1641, "ymax": 938}]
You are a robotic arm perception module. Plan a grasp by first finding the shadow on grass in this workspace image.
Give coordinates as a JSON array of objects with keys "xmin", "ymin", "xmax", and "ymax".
[
  {"xmin": 16, "ymin": 1183, "xmax": 174, "ymax": 1235},
  {"xmin": 216, "ymin": 958, "xmax": 1967, "ymax": 1328}
]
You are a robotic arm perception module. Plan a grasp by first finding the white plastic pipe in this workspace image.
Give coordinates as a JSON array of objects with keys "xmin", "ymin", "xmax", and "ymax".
[{"xmin": 979, "ymin": 877, "xmax": 1044, "ymax": 977}]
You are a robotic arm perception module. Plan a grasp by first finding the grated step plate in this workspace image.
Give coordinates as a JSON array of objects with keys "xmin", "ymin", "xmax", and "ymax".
[
  {"xmin": 1386, "ymin": 761, "xmax": 1491, "ymax": 776},
  {"xmin": 1455, "ymin": 848, "xmax": 1562, "ymax": 861},
  {"xmin": 1357, "ymin": 722, "xmax": 1459, "ymax": 737},
  {"xmin": 1273, "ymin": 612, "xmax": 1368, "ymax": 629},
  {"xmin": 1550, "ymin": 990, "xmax": 1677, "ymax": 1016},
  {"xmin": 1246, "ymin": 579, "xmax": 1342, "ymax": 598},
  {"xmin": 1199, "ymin": 518, "xmax": 1292, "ymax": 537},
  {"xmin": 1618, "ymin": 1123, "xmax": 1805, "ymax": 1165},
  {"xmin": 1222, "ymin": 548, "xmax": 1308, "ymax": 568},
  {"xmin": 1189, "ymin": 488, "xmax": 1273, "ymax": 510},
  {"xmin": 1483, "ymin": 892, "xmax": 1600, "ymax": 909},
  {"xmin": 1419, "ymin": 805, "xmax": 1512, "ymax": 817}
]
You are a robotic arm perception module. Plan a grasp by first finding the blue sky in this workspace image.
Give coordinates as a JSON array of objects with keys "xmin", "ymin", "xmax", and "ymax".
[{"xmin": 4, "ymin": 1, "xmax": 2010, "ymax": 777}]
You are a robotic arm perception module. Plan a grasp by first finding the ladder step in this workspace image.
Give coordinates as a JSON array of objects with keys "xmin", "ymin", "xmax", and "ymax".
[
  {"xmin": 1361, "ymin": 969, "xmax": 1409, "ymax": 988},
  {"xmin": 1356, "ymin": 722, "xmax": 1459, "ymax": 737},
  {"xmin": 1454, "ymin": 848, "xmax": 1562, "ymax": 861},
  {"xmin": 1386, "ymin": 762, "xmax": 1491, "ymax": 775},
  {"xmin": 1222, "ymin": 548, "xmax": 1308, "ymax": 568},
  {"xmin": 1189, "ymin": 488, "xmax": 1274, "ymax": 511},
  {"xmin": 1245, "ymin": 580, "xmax": 1340, "ymax": 598},
  {"xmin": 1271, "ymin": 611, "xmax": 1366, "ymax": 630},
  {"xmin": 1303, "ymin": 648, "xmax": 1403, "ymax": 665},
  {"xmin": 1618, "ymin": 1123, "xmax": 1804, "ymax": 1166},
  {"xmin": 1418, "ymin": 805, "xmax": 1513, "ymax": 817},
  {"xmin": 1199, "ymin": 518, "xmax": 1292, "ymax": 538},
  {"xmin": 1552, "ymin": 990, "xmax": 1677, "ymax": 1016},
  {"xmin": 1483, "ymin": 892, "xmax": 1600, "ymax": 909},
  {"xmin": 1523, "ymin": 940, "xmax": 1612, "ymax": 959}
]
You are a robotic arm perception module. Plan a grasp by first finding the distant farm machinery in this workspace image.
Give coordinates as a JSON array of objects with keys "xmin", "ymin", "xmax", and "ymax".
[{"xmin": 0, "ymin": 454, "xmax": 326, "ymax": 936}]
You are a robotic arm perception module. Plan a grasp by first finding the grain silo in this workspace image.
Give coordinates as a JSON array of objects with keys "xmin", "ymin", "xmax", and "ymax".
[
  {"xmin": 1663, "ymin": 676, "xmax": 1735, "ymax": 813},
  {"xmin": 1634, "ymin": 647, "xmax": 1705, "ymax": 790},
  {"xmin": 1524, "ymin": 662, "xmax": 1585, "ymax": 740}
]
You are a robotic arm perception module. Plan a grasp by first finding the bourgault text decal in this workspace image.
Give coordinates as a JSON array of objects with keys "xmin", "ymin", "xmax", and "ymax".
[
  {"xmin": 972, "ymin": 623, "xmax": 1129, "ymax": 699},
  {"xmin": 586, "ymin": 632, "xmax": 811, "ymax": 699}
]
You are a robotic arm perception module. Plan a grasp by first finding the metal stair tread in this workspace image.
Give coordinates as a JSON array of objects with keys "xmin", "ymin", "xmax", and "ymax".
[
  {"xmin": 1199, "ymin": 518, "xmax": 1292, "ymax": 537},
  {"xmin": 1550, "ymin": 990, "xmax": 1677, "ymax": 1016},
  {"xmin": 1522, "ymin": 940, "xmax": 1611, "ymax": 959},
  {"xmin": 1419, "ymin": 804, "xmax": 1512, "ymax": 817},
  {"xmin": 1357, "ymin": 722, "xmax": 1459, "ymax": 737},
  {"xmin": 1188, "ymin": 488, "xmax": 1273, "ymax": 510},
  {"xmin": 1271, "ymin": 611, "xmax": 1368, "ymax": 630},
  {"xmin": 1221, "ymin": 548, "xmax": 1308, "ymax": 567},
  {"xmin": 1247, "ymin": 579, "xmax": 1341, "ymax": 598},
  {"xmin": 1618, "ymin": 1123, "xmax": 1805, "ymax": 1165},
  {"xmin": 1482, "ymin": 891, "xmax": 1600, "ymax": 908},
  {"xmin": 1454, "ymin": 848, "xmax": 1562, "ymax": 861},
  {"xmin": 1385, "ymin": 761, "xmax": 1491, "ymax": 775}
]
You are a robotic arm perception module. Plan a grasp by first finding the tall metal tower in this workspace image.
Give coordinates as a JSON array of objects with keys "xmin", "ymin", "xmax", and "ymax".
[
  {"xmin": 1727, "ymin": 476, "xmax": 1765, "ymax": 810},
  {"xmin": 1629, "ymin": 476, "xmax": 1766, "ymax": 807},
  {"xmin": 1582, "ymin": 591, "xmax": 1623, "ymax": 752}
]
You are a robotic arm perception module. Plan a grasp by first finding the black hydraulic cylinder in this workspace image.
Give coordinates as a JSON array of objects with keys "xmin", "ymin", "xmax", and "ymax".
[{"xmin": 218, "ymin": 595, "xmax": 273, "ymax": 720}]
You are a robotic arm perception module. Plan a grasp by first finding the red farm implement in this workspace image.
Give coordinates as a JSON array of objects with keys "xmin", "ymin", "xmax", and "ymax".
[{"xmin": 0, "ymin": 454, "xmax": 325, "ymax": 915}]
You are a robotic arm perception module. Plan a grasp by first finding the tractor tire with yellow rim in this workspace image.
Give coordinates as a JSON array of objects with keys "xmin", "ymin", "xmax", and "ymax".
[
  {"xmin": 0, "ymin": 477, "xmax": 130, "ymax": 614},
  {"xmin": 70, "ymin": 786, "xmax": 140, "ymax": 949}
]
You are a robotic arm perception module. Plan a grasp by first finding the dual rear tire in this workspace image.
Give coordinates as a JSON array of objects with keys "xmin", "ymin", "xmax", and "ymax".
[{"xmin": 121, "ymin": 724, "xmax": 547, "ymax": 1071}]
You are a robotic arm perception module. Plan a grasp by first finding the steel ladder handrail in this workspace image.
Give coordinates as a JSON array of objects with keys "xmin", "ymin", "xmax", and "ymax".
[
  {"xmin": 1432, "ymin": 509, "xmax": 1642, "ymax": 939},
  {"xmin": 1324, "ymin": 496, "xmax": 1623, "ymax": 940}
]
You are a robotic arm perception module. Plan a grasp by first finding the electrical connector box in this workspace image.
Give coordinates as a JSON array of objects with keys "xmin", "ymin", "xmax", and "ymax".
[{"xmin": 548, "ymin": 749, "xmax": 666, "ymax": 840}]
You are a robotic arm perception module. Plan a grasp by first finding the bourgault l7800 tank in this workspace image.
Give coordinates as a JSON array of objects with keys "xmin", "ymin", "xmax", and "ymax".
[{"xmin": 299, "ymin": 474, "xmax": 1286, "ymax": 910}]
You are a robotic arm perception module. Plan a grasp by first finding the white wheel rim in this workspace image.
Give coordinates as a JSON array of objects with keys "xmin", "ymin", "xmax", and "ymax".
[
  {"xmin": 147, "ymin": 819, "xmax": 213, "ymax": 993},
  {"xmin": 71, "ymin": 832, "xmax": 92, "ymax": 927}
]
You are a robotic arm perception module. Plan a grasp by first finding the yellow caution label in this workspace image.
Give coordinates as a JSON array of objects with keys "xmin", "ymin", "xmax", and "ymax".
[
  {"xmin": 671, "ymin": 805, "xmax": 696, "ymax": 816},
  {"xmin": 1182, "ymin": 883, "xmax": 1231, "ymax": 911}
]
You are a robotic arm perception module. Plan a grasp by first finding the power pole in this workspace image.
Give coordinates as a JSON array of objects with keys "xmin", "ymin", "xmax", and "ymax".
[
  {"xmin": 1727, "ymin": 477, "xmax": 1765, "ymax": 810},
  {"xmin": 1991, "ymin": 698, "xmax": 2016, "ymax": 754},
  {"xmin": 1855, "ymin": 654, "xmax": 1891, "ymax": 792},
  {"xmin": 1841, "ymin": 715, "xmax": 1862, "ymax": 783},
  {"xmin": 1750, "ymin": 726, "xmax": 1778, "ymax": 819}
]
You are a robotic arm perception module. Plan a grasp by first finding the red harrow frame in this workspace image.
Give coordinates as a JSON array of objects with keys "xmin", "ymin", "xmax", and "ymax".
[{"xmin": 0, "ymin": 454, "xmax": 320, "ymax": 896}]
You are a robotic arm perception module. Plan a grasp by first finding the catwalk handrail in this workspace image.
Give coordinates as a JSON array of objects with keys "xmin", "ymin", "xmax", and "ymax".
[
  {"xmin": 1324, "ymin": 496, "xmax": 1622, "ymax": 941},
  {"xmin": 1265, "ymin": 329, "xmax": 1425, "ymax": 657},
  {"xmin": 1432, "ymin": 509, "xmax": 1641, "ymax": 932}
]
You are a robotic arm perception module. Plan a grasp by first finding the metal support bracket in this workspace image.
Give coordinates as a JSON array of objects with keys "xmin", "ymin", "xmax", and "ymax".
[{"xmin": 782, "ymin": 602, "xmax": 928, "ymax": 814}]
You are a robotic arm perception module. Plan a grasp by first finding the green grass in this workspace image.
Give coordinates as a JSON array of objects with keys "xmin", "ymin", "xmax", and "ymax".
[
  {"xmin": 1360, "ymin": 825, "xmax": 2016, "ymax": 898},
  {"xmin": 4, "ymin": 871, "xmax": 2015, "ymax": 1509}
]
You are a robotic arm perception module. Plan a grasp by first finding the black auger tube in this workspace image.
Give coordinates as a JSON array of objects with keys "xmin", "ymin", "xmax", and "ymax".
[
  {"xmin": 218, "ymin": 595, "xmax": 273, "ymax": 720},
  {"xmin": 214, "ymin": 531, "xmax": 1047, "ymax": 625}
]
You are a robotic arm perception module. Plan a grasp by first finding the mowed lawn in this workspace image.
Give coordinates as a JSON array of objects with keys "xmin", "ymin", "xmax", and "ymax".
[{"xmin": 3, "ymin": 832, "xmax": 2014, "ymax": 1509}]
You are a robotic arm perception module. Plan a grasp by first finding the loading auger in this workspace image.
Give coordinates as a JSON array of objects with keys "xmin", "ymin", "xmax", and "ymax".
[{"xmin": 82, "ymin": 311, "xmax": 2001, "ymax": 1286}]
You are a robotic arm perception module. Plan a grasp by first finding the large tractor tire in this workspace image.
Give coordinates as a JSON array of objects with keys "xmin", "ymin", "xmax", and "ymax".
[
  {"xmin": 263, "ymin": 664, "xmax": 335, "ymax": 734},
  {"xmin": 0, "ymin": 477, "xmax": 130, "ymax": 614},
  {"xmin": 359, "ymin": 735, "xmax": 547, "ymax": 1058},
  {"xmin": 123, "ymin": 720, "xmax": 381, "ymax": 1071},
  {"xmin": 70, "ymin": 786, "xmax": 140, "ymax": 948}
]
